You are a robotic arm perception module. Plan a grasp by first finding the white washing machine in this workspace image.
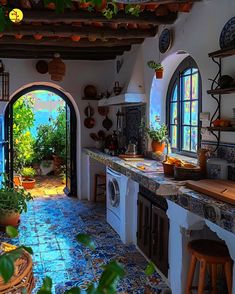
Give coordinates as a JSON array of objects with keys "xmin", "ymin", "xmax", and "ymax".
[
  {"xmin": 106, "ymin": 167, "xmax": 129, "ymax": 243},
  {"xmin": 106, "ymin": 167, "xmax": 140, "ymax": 244}
]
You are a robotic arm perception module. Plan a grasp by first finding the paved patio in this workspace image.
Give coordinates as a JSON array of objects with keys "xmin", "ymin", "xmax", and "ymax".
[
  {"xmin": 29, "ymin": 176, "xmax": 65, "ymax": 197},
  {"xmin": 0, "ymin": 195, "xmax": 168, "ymax": 293}
]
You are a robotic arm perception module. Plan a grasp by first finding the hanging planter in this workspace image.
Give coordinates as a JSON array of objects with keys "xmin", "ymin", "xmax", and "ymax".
[
  {"xmin": 147, "ymin": 60, "xmax": 164, "ymax": 79},
  {"xmin": 34, "ymin": 34, "xmax": 43, "ymax": 40},
  {"xmin": 48, "ymin": 53, "xmax": 66, "ymax": 82},
  {"xmin": 71, "ymin": 35, "xmax": 81, "ymax": 42},
  {"xmin": 15, "ymin": 34, "xmax": 23, "ymax": 39}
]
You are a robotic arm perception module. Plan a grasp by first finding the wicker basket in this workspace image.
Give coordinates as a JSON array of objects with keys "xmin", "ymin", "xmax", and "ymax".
[{"xmin": 0, "ymin": 243, "xmax": 35, "ymax": 294}]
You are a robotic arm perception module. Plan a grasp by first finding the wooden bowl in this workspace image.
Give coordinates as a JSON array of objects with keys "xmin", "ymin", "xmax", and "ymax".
[
  {"xmin": 84, "ymin": 85, "xmax": 97, "ymax": 98},
  {"xmin": 174, "ymin": 165, "xmax": 202, "ymax": 181},
  {"xmin": 162, "ymin": 161, "xmax": 175, "ymax": 177}
]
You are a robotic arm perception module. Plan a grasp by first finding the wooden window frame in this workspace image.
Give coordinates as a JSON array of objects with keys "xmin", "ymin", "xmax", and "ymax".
[{"xmin": 166, "ymin": 56, "xmax": 202, "ymax": 157}]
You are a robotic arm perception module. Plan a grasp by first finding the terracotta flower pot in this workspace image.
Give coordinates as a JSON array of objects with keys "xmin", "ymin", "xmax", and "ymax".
[
  {"xmin": 151, "ymin": 141, "xmax": 165, "ymax": 153},
  {"xmin": 15, "ymin": 34, "xmax": 23, "ymax": 40},
  {"xmin": 22, "ymin": 178, "xmax": 36, "ymax": 189},
  {"xmin": 34, "ymin": 34, "xmax": 43, "ymax": 40},
  {"xmin": 0, "ymin": 211, "xmax": 20, "ymax": 227},
  {"xmin": 71, "ymin": 35, "xmax": 81, "ymax": 42},
  {"xmin": 155, "ymin": 69, "xmax": 164, "ymax": 79}
]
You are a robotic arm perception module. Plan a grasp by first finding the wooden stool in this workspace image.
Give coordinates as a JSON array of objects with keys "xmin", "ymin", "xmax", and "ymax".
[
  {"xmin": 186, "ymin": 239, "xmax": 233, "ymax": 294},
  {"xmin": 94, "ymin": 173, "xmax": 106, "ymax": 202}
]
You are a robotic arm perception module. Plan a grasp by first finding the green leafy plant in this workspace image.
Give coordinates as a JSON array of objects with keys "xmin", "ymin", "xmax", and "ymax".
[
  {"xmin": 144, "ymin": 124, "xmax": 168, "ymax": 143},
  {"xmin": 21, "ymin": 167, "xmax": 36, "ymax": 178},
  {"xmin": 13, "ymin": 96, "xmax": 35, "ymax": 174},
  {"xmin": 0, "ymin": 6, "xmax": 11, "ymax": 32},
  {"xmin": 125, "ymin": 4, "xmax": 141, "ymax": 17},
  {"xmin": 147, "ymin": 60, "xmax": 164, "ymax": 71},
  {"xmin": 0, "ymin": 184, "xmax": 33, "ymax": 215},
  {"xmin": 33, "ymin": 107, "xmax": 66, "ymax": 163},
  {"xmin": 0, "ymin": 226, "xmax": 33, "ymax": 283}
]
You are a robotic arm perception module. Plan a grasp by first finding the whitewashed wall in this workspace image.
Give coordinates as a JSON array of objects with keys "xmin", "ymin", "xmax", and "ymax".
[
  {"xmin": 114, "ymin": 0, "xmax": 235, "ymax": 145},
  {"xmin": 1, "ymin": 58, "xmax": 116, "ymax": 147}
]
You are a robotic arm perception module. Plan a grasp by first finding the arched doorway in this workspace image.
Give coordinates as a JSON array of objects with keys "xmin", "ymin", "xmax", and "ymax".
[{"xmin": 4, "ymin": 84, "xmax": 80, "ymax": 197}]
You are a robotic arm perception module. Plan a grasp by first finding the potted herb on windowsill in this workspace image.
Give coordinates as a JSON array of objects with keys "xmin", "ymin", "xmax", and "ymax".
[
  {"xmin": 144, "ymin": 124, "xmax": 168, "ymax": 153},
  {"xmin": 147, "ymin": 60, "xmax": 164, "ymax": 79},
  {"xmin": 21, "ymin": 167, "xmax": 36, "ymax": 190},
  {"xmin": 0, "ymin": 184, "xmax": 33, "ymax": 227}
]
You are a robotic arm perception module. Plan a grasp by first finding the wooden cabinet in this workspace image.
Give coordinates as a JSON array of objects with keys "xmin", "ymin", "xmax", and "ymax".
[
  {"xmin": 151, "ymin": 205, "xmax": 169, "ymax": 276},
  {"xmin": 137, "ymin": 192, "xmax": 169, "ymax": 276},
  {"xmin": 137, "ymin": 193, "xmax": 151, "ymax": 257}
]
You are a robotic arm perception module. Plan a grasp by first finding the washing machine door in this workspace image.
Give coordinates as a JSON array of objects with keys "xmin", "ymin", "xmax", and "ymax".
[{"xmin": 108, "ymin": 178, "xmax": 120, "ymax": 207}]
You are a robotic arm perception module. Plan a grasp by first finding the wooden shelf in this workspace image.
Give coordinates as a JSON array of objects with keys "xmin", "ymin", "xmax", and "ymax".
[
  {"xmin": 209, "ymin": 46, "xmax": 235, "ymax": 58},
  {"xmin": 82, "ymin": 97, "xmax": 100, "ymax": 100},
  {"xmin": 207, "ymin": 127, "xmax": 235, "ymax": 132},
  {"xmin": 207, "ymin": 87, "xmax": 235, "ymax": 95}
]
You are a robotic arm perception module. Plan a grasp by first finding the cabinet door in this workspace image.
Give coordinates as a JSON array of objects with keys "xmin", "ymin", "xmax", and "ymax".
[
  {"xmin": 151, "ymin": 205, "xmax": 169, "ymax": 276},
  {"xmin": 137, "ymin": 193, "xmax": 151, "ymax": 258}
]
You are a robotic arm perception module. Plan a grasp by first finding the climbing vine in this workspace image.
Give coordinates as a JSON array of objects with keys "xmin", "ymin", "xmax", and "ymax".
[{"xmin": 0, "ymin": 0, "xmax": 142, "ymax": 31}]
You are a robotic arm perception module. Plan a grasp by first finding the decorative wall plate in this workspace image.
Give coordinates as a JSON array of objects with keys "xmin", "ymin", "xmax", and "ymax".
[
  {"xmin": 220, "ymin": 17, "xmax": 235, "ymax": 49},
  {"xmin": 159, "ymin": 28, "xmax": 172, "ymax": 54}
]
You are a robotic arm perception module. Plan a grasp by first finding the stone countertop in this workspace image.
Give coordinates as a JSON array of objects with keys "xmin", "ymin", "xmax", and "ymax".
[{"xmin": 83, "ymin": 148, "xmax": 235, "ymax": 234}]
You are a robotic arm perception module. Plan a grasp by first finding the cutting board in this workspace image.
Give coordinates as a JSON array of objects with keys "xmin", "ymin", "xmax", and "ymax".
[
  {"xmin": 186, "ymin": 179, "xmax": 235, "ymax": 205},
  {"xmin": 125, "ymin": 161, "xmax": 163, "ymax": 173},
  {"xmin": 122, "ymin": 158, "xmax": 145, "ymax": 162}
]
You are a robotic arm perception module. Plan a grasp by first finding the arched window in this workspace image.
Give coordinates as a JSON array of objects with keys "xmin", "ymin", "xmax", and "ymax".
[{"xmin": 166, "ymin": 56, "xmax": 202, "ymax": 156}]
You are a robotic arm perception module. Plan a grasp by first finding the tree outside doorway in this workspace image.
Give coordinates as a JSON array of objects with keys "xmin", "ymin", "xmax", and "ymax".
[{"xmin": 13, "ymin": 90, "xmax": 67, "ymax": 197}]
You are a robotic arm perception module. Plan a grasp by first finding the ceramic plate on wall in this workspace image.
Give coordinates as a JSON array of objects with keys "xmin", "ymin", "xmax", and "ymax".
[
  {"xmin": 220, "ymin": 17, "xmax": 235, "ymax": 49},
  {"xmin": 159, "ymin": 28, "xmax": 172, "ymax": 54}
]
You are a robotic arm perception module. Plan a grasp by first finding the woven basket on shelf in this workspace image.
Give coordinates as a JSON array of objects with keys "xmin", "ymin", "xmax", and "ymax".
[{"xmin": 0, "ymin": 243, "xmax": 35, "ymax": 294}]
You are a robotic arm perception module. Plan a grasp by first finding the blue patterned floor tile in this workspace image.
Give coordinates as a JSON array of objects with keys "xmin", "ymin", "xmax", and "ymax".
[{"xmin": 2, "ymin": 195, "xmax": 168, "ymax": 293}]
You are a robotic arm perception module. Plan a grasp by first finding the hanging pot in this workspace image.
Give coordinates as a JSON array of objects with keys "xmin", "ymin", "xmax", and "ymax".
[
  {"xmin": 84, "ymin": 117, "xmax": 95, "ymax": 129},
  {"xmin": 34, "ymin": 34, "xmax": 43, "ymax": 40},
  {"xmin": 155, "ymin": 68, "xmax": 164, "ymax": 79},
  {"xmin": 71, "ymin": 35, "xmax": 81, "ymax": 42},
  {"xmin": 113, "ymin": 81, "xmax": 122, "ymax": 95},
  {"xmin": 48, "ymin": 53, "xmax": 66, "ymax": 82},
  {"xmin": 84, "ymin": 104, "xmax": 95, "ymax": 117},
  {"xmin": 98, "ymin": 106, "xmax": 109, "ymax": 116},
  {"xmin": 102, "ymin": 115, "xmax": 113, "ymax": 131},
  {"xmin": 36, "ymin": 60, "xmax": 48, "ymax": 74}
]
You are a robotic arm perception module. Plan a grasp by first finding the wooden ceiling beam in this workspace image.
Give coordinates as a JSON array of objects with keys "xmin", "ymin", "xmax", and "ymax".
[
  {"xmin": 5, "ymin": 24, "xmax": 157, "ymax": 39},
  {"xmin": 0, "ymin": 44, "xmax": 131, "ymax": 53},
  {"xmin": 0, "ymin": 50, "xmax": 118, "ymax": 60},
  {"xmin": 22, "ymin": 10, "xmax": 177, "ymax": 25},
  {"xmin": 0, "ymin": 36, "xmax": 144, "ymax": 47}
]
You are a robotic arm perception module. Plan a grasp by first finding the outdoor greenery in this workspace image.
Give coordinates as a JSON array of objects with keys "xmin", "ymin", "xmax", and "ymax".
[
  {"xmin": 33, "ymin": 107, "xmax": 66, "ymax": 163},
  {"xmin": 144, "ymin": 123, "xmax": 168, "ymax": 143},
  {"xmin": 21, "ymin": 167, "xmax": 36, "ymax": 179},
  {"xmin": 13, "ymin": 97, "xmax": 35, "ymax": 174},
  {"xmin": 13, "ymin": 96, "xmax": 66, "ymax": 175},
  {"xmin": 0, "ymin": 182, "xmax": 33, "ymax": 215},
  {"xmin": 0, "ymin": 0, "xmax": 143, "ymax": 32}
]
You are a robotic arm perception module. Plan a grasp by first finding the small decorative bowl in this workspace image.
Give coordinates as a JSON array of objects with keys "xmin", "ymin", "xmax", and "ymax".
[{"xmin": 162, "ymin": 161, "xmax": 175, "ymax": 177}]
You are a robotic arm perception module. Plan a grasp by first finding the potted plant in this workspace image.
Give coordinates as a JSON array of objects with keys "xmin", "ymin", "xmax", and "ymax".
[
  {"xmin": 21, "ymin": 167, "xmax": 36, "ymax": 189},
  {"xmin": 144, "ymin": 124, "xmax": 168, "ymax": 153},
  {"xmin": 147, "ymin": 60, "xmax": 164, "ymax": 79},
  {"xmin": 0, "ymin": 184, "xmax": 33, "ymax": 227}
]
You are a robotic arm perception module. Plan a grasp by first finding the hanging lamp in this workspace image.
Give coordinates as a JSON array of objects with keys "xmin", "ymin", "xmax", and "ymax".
[{"xmin": 48, "ymin": 53, "xmax": 66, "ymax": 82}]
